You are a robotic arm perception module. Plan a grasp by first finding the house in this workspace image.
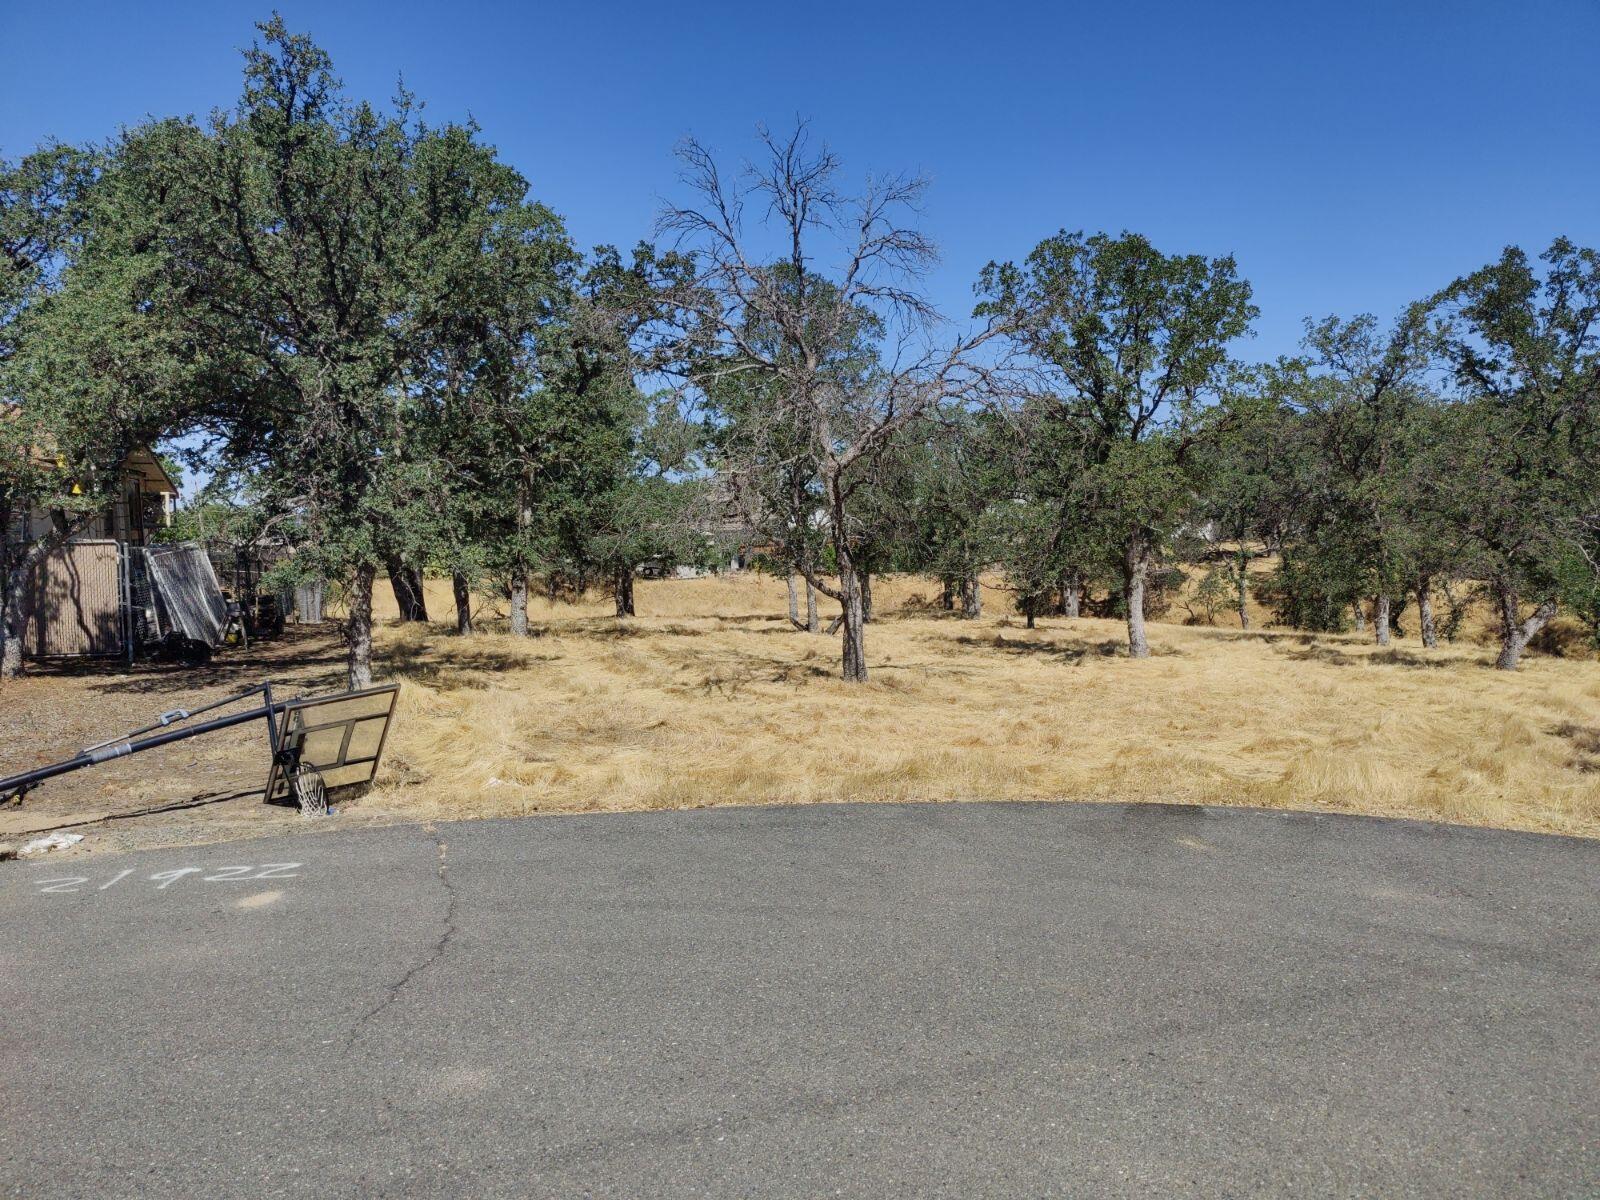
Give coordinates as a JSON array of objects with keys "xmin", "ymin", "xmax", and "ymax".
[
  {"xmin": 6, "ymin": 445, "xmax": 178, "ymax": 549},
  {"xmin": 696, "ymin": 472, "xmax": 775, "ymax": 572},
  {"xmin": 4, "ymin": 446, "xmax": 180, "ymax": 659}
]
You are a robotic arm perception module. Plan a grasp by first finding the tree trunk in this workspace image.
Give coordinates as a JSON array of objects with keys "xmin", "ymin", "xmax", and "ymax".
[
  {"xmin": 1123, "ymin": 537, "xmax": 1150, "ymax": 659},
  {"xmin": 941, "ymin": 578, "xmax": 955, "ymax": 611},
  {"xmin": 510, "ymin": 476, "xmax": 534, "ymax": 635},
  {"xmin": 1, "ymin": 564, "xmax": 28, "ymax": 679},
  {"xmin": 0, "ymin": 536, "xmax": 47, "ymax": 679},
  {"xmin": 1060, "ymin": 571, "xmax": 1081, "ymax": 619},
  {"xmin": 386, "ymin": 558, "xmax": 428, "ymax": 622},
  {"xmin": 786, "ymin": 574, "xmax": 800, "ymax": 627},
  {"xmin": 1417, "ymin": 575, "xmax": 1437, "ymax": 649},
  {"xmin": 861, "ymin": 572, "xmax": 874, "ymax": 624},
  {"xmin": 1235, "ymin": 548, "xmax": 1250, "ymax": 629},
  {"xmin": 1441, "ymin": 580, "xmax": 1466, "ymax": 643},
  {"xmin": 1493, "ymin": 581, "xmax": 1556, "ymax": 670},
  {"xmin": 1374, "ymin": 593, "xmax": 1391, "ymax": 646},
  {"xmin": 1025, "ymin": 609, "xmax": 1036, "ymax": 629},
  {"xmin": 1352, "ymin": 600, "xmax": 1366, "ymax": 633},
  {"xmin": 509, "ymin": 566, "xmax": 529, "ymax": 637},
  {"xmin": 839, "ymin": 566, "xmax": 867, "ymax": 682},
  {"xmin": 961, "ymin": 574, "xmax": 983, "ymax": 619},
  {"xmin": 614, "ymin": 566, "xmax": 635, "ymax": 617},
  {"xmin": 453, "ymin": 572, "xmax": 473, "ymax": 636},
  {"xmin": 0, "ymin": 627, "xmax": 21, "ymax": 680},
  {"xmin": 806, "ymin": 579, "xmax": 820, "ymax": 633},
  {"xmin": 823, "ymin": 478, "xmax": 869, "ymax": 681},
  {"xmin": 0, "ymin": 502, "xmax": 19, "ymax": 678},
  {"xmin": 345, "ymin": 562, "xmax": 376, "ymax": 690}
]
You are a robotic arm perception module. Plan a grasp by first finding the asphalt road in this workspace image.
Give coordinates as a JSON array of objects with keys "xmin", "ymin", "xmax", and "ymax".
[{"xmin": 2, "ymin": 801, "xmax": 1596, "ymax": 1198}]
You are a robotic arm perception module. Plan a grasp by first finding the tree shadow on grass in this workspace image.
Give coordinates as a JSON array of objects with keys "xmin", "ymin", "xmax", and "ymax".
[
  {"xmin": 934, "ymin": 632, "xmax": 1129, "ymax": 665},
  {"xmin": 879, "ymin": 607, "xmax": 971, "ymax": 623},
  {"xmin": 660, "ymin": 636, "xmax": 934, "ymax": 696},
  {"xmin": 1371, "ymin": 648, "xmax": 1456, "ymax": 669},
  {"xmin": 1551, "ymin": 722, "xmax": 1600, "ymax": 772},
  {"xmin": 1277, "ymin": 644, "xmax": 1357, "ymax": 667},
  {"xmin": 381, "ymin": 643, "xmax": 559, "ymax": 689},
  {"xmin": 80, "ymin": 627, "xmax": 347, "ymax": 697},
  {"xmin": 1275, "ymin": 642, "xmax": 1458, "ymax": 670},
  {"xmin": 553, "ymin": 620, "xmax": 710, "ymax": 642},
  {"xmin": 679, "ymin": 653, "xmax": 836, "ymax": 698},
  {"xmin": 1186, "ymin": 626, "xmax": 1324, "ymax": 647}
]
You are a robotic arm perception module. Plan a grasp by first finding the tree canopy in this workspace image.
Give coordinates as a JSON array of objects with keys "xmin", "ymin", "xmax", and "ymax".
[{"xmin": 2, "ymin": 19, "xmax": 1596, "ymax": 683}]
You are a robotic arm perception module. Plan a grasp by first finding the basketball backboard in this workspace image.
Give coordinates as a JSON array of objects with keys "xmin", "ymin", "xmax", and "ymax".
[{"xmin": 264, "ymin": 683, "xmax": 399, "ymax": 805}]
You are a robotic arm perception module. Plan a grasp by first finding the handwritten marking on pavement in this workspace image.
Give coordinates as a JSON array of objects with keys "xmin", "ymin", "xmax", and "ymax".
[{"xmin": 30, "ymin": 863, "xmax": 303, "ymax": 896}]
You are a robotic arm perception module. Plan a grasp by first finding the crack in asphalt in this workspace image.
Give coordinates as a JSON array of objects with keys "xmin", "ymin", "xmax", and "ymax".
[{"xmin": 345, "ymin": 823, "xmax": 458, "ymax": 1052}]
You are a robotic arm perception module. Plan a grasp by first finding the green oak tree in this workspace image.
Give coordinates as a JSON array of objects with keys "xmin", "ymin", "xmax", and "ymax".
[
  {"xmin": 1, "ymin": 142, "xmax": 197, "ymax": 677},
  {"xmin": 124, "ymin": 19, "xmax": 572, "ymax": 685},
  {"xmin": 977, "ymin": 231, "xmax": 1257, "ymax": 657},
  {"xmin": 1283, "ymin": 309, "xmax": 1437, "ymax": 644},
  {"xmin": 1430, "ymin": 239, "xmax": 1600, "ymax": 669}
]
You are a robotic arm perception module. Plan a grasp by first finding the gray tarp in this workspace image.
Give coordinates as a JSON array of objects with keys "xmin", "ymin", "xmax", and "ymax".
[{"xmin": 145, "ymin": 542, "xmax": 228, "ymax": 647}]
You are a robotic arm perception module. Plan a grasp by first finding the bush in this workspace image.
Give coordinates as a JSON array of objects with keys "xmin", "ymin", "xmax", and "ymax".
[
  {"xmin": 1083, "ymin": 563, "xmax": 1183, "ymax": 620},
  {"xmin": 1183, "ymin": 566, "xmax": 1232, "ymax": 625},
  {"xmin": 1257, "ymin": 556, "xmax": 1351, "ymax": 632}
]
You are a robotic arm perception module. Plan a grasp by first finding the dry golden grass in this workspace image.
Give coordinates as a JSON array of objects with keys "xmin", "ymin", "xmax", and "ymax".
[{"xmin": 358, "ymin": 572, "xmax": 1600, "ymax": 839}]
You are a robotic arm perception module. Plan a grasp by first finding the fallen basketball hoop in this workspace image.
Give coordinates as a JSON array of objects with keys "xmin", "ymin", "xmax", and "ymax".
[
  {"xmin": 0, "ymin": 682, "xmax": 399, "ymax": 817},
  {"xmin": 262, "ymin": 687, "xmax": 398, "ymax": 815}
]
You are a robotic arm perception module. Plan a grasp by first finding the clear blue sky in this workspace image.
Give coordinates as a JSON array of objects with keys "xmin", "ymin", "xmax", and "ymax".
[{"xmin": 3, "ymin": 0, "xmax": 1596, "ymax": 361}]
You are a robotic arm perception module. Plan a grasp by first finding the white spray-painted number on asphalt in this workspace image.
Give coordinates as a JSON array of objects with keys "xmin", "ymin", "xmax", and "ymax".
[{"xmin": 31, "ymin": 864, "xmax": 303, "ymax": 895}]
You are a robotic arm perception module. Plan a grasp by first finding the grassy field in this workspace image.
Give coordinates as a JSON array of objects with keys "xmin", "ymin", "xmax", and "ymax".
[
  {"xmin": 4, "ymin": 570, "xmax": 1598, "ymax": 852},
  {"xmin": 364, "ymin": 572, "xmax": 1600, "ymax": 839}
]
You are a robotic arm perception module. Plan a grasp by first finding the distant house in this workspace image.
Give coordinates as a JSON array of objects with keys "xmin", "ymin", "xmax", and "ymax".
[
  {"xmin": 4, "ymin": 446, "xmax": 179, "ymax": 659},
  {"xmin": 6, "ymin": 445, "xmax": 178, "ymax": 549},
  {"xmin": 696, "ymin": 472, "xmax": 775, "ymax": 572}
]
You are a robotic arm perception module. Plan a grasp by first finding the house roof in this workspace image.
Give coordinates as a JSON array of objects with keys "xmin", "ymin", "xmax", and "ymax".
[
  {"xmin": 2, "ymin": 404, "xmax": 177, "ymax": 495},
  {"xmin": 121, "ymin": 446, "xmax": 179, "ymax": 496}
]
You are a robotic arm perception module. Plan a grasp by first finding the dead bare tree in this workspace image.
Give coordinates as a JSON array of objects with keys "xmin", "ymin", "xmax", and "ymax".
[{"xmin": 654, "ymin": 125, "xmax": 1006, "ymax": 681}]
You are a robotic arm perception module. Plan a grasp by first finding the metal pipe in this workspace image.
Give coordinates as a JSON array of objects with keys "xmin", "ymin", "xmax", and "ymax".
[
  {"xmin": 0, "ymin": 700, "xmax": 289, "ymax": 801},
  {"xmin": 79, "ymin": 682, "xmax": 273, "ymax": 753},
  {"xmin": 262, "ymin": 680, "xmax": 280, "ymax": 758},
  {"xmin": 121, "ymin": 542, "xmax": 133, "ymax": 668}
]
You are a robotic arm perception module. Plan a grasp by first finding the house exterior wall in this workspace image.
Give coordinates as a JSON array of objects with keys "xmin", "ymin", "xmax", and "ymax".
[
  {"xmin": 16, "ymin": 464, "xmax": 174, "ymax": 548},
  {"xmin": 5, "ymin": 447, "xmax": 175, "ymax": 660}
]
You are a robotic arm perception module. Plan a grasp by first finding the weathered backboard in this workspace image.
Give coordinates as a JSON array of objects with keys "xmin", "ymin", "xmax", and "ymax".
[{"xmin": 264, "ymin": 684, "xmax": 399, "ymax": 804}]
